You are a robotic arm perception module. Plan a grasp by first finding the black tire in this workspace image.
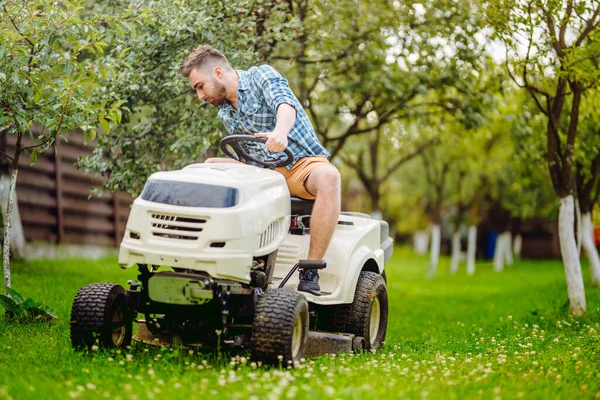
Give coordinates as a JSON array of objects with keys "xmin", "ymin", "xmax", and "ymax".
[
  {"xmin": 251, "ymin": 289, "xmax": 309, "ymax": 365},
  {"xmin": 70, "ymin": 283, "xmax": 132, "ymax": 350},
  {"xmin": 318, "ymin": 271, "xmax": 388, "ymax": 350}
]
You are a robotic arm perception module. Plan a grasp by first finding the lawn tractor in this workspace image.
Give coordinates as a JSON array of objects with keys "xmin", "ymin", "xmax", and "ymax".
[{"xmin": 70, "ymin": 135, "xmax": 394, "ymax": 363}]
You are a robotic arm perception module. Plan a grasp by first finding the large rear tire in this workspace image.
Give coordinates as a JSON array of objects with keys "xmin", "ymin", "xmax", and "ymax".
[
  {"xmin": 251, "ymin": 289, "xmax": 309, "ymax": 364},
  {"xmin": 318, "ymin": 271, "xmax": 388, "ymax": 350},
  {"xmin": 70, "ymin": 283, "xmax": 132, "ymax": 350}
]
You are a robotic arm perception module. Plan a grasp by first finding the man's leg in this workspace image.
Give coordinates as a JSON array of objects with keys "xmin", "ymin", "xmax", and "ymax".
[
  {"xmin": 304, "ymin": 164, "xmax": 341, "ymax": 260},
  {"xmin": 297, "ymin": 163, "xmax": 341, "ymax": 295}
]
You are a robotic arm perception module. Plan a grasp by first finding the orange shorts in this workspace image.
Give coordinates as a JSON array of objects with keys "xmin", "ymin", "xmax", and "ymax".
[{"xmin": 275, "ymin": 156, "xmax": 330, "ymax": 200}]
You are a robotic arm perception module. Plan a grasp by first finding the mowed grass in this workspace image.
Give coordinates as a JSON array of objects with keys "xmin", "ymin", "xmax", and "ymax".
[{"xmin": 0, "ymin": 247, "xmax": 599, "ymax": 400}]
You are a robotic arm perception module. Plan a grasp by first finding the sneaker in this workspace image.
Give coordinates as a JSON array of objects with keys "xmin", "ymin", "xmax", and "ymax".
[{"xmin": 298, "ymin": 268, "xmax": 321, "ymax": 296}]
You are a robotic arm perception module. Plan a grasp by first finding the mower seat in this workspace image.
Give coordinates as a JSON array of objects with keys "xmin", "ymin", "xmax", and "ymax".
[{"xmin": 291, "ymin": 197, "xmax": 314, "ymax": 215}]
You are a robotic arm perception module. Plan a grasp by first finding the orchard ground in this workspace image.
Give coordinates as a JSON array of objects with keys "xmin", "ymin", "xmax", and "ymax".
[{"xmin": 0, "ymin": 247, "xmax": 599, "ymax": 399}]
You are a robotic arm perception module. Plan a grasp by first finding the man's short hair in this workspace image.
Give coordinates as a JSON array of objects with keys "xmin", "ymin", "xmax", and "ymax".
[{"xmin": 180, "ymin": 45, "xmax": 231, "ymax": 77}]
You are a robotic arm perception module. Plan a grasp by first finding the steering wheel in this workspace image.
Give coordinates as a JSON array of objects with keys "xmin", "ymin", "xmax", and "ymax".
[{"xmin": 219, "ymin": 135, "xmax": 294, "ymax": 169}]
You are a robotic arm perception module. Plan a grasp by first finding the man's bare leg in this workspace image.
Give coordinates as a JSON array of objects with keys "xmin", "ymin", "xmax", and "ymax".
[
  {"xmin": 305, "ymin": 164, "xmax": 341, "ymax": 259},
  {"xmin": 297, "ymin": 164, "xmax": 340, "ymax": 295}
]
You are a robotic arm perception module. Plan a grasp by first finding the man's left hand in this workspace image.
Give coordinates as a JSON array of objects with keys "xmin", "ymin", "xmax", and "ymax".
[{"xmin": 254, "ymin": 131, "xmax": 288, "ymax": 152}]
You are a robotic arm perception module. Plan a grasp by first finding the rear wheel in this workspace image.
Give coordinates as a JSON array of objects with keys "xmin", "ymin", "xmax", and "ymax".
[
  {"xmin": 318, "ymin": 271, "xmax": 388, "ymax": 350},
  {"xmin": 70, "ymin": 283, "xmax": 132, "ymax": 350},
  {"xmin": 251, "ymin": 289, "xmax": 309, "ymax": 364}
]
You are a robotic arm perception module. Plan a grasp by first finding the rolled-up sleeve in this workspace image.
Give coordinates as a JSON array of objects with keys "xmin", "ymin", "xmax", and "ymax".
[{"xmin": 254, "ymin": 65, "xmax": 297, "ymax": 114}]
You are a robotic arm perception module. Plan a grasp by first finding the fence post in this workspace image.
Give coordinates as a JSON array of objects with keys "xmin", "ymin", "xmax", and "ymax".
[{"xmin": 54, "ymin": 141, "xmax": 64, "ymax": 244}]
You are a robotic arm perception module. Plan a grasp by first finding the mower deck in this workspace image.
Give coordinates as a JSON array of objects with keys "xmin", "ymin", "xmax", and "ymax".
[{"xmin": 132, "ymin": 322, "xmax": 365, "ymax": 357}]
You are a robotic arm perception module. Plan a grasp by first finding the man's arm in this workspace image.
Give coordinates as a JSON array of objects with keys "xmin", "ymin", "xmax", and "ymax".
[
  {"xmin": 255, "ymin": 103, "xmax": 296, "ymax": 152},
  {"xmin": 251, "ymin": 65, "xmax": 299, "ymax": 152}
]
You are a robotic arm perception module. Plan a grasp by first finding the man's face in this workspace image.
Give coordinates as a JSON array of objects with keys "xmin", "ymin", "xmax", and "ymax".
[{"xmin": 188, "ymin": 67, "xmax": 227, "ymax": 107}]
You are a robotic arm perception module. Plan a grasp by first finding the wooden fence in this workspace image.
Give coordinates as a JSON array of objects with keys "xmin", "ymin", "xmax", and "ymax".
[{"xmin": 5, "ymin": 128, "xmax": 133, "ymax": 247}]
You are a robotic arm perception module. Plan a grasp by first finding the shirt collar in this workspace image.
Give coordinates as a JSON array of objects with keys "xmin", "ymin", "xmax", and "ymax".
[{"xmin": 237, "ymin": 69, "xmax": 249, "ymax": 91}]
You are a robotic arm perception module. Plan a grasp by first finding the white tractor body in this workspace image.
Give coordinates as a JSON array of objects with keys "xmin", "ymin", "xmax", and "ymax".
[{"xmin": 118, "ymin": 163, "xmax": 392, "ymax": 305}]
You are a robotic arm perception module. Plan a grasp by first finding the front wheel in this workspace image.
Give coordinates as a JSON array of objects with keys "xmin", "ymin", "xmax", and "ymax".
[
  {"xmin": 250, "ymin": 289, "xmax": 309, "ymax": 364},
  {"xmin": 70, "ymin": 283, "xmax": 133, "ymax": 350}
]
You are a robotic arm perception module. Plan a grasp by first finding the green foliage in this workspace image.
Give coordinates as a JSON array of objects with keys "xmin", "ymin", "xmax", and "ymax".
[
  {"xmin": 79, "ymin": 0, "xmax": 299, "ymax": 196},
  {"xmin": 485, "ymin": 0, "xmax": 600, "ymax": 197},
  {"xmin": 0, "ymin": 286, "xmax": 56, "ymax": 323},
  {"xmin": 0, "ymin": 0, "xmax": 130, "ymax": 158}
]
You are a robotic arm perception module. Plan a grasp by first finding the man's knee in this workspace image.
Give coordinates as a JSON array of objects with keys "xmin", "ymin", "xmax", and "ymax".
[{"xmin": 310, "ymin": 164, "xmax": 341, "ymax": 193}]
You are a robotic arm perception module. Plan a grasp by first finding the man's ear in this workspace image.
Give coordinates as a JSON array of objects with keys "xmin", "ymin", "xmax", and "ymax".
[{"xmin": 213, "ymin": 66, "xmax": 223, "ymax": 79}]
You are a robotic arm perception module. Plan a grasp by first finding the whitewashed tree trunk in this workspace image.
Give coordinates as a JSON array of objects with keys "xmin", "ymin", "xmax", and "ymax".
[
  {"xmin": 558, "ymin": 195, "xmax": 586, "ymax": 316},
  {"xmin": 2, "ymin": 169, "xmax": 19, "ymax": 289},
  {"xmin": 576, "ymin": 199, "xmax": 582, "ymax": 253},
  {"xmin": 428, "ymin": 224, "xmax": 441, "ymax": 277},
  {"xmin": 450, "ymin": 230, "xmax": 461, "ymax": 274},
  {"xmin": 466, "ymin": 225, "xmax": 477, "ymax": 275},
  {"xmin": 513, "ymin": 234, "xmax": 522, "ymax": 260},
  {"xmin": 504, "ymin": 231, "xmax": 514, "ymax": 266},
  {"xmin": 581, "ymin": 212, "xmax": 600, "ymax": 286},
  {"xmin": 493, "ymin": 232, "xmax": 505, "ymax": 272},
  {"xmin": 413, "ymin": 230, "xmax": 430, "ymax": 255},
  {"xmin": 0, "ymin": 177, "xmax": 24, "ymax": 258}
]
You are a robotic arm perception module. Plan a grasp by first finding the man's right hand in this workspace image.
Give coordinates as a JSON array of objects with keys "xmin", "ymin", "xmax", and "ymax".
[{"xmin": 254, "ymin": 131, "xmax": 289, "ymax": 153}]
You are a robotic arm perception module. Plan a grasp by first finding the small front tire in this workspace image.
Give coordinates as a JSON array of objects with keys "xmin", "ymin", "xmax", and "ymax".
[{"xmin": 70, "ymin": 283, "xmax": 133, "ymax": 350}]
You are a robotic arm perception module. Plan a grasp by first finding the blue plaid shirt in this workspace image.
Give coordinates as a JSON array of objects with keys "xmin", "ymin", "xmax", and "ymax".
[{"xmin": 218, "ymin": 65, "xmax": 330, "ymax": 169}]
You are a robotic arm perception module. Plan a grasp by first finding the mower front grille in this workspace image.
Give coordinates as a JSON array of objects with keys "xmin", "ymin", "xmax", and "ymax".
[
  {"xmin": 259, "ymin": 219, "xmax": 284, "ymax": 249},
  {"xmin": 150, "ymin": 213, "xmax": 206, "ymax": 240}
]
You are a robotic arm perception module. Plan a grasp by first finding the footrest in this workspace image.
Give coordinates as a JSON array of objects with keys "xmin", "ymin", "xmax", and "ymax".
[{"xmin": 298, "ymin": 260, "xmax": 327, "ymax": 270}]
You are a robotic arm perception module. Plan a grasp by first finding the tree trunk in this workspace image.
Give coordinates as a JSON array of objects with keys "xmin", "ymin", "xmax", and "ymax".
[
  {"xmin": 493, "ymin": 232, "xmax": 504, "ymax": 272},
  {"xmin": 450, "ymin": 230, "xmax": 461, "ymax": 274},
  {"xmin": 558, "ymin": 195, "xmax": 586, "ymax": 316},
  {"xmin": 413, "ymin": 230, "xmax": 429, "ymax": 255},
  {"xmin": 503, "ymin": 231, "xmax": 514, "ymax": 266},
  {"xmin": 428, "ymin": 224, "xmax": 441, "ymax": 278},
  {"xmin": 582, "ymin": 212, "xmax": 600, "ymax": 286},
  {"xmin": 0, "ymin": 177, "xmax": 25, "ymax": 258},
  {"xmin": 3, "ymin": 168, "xmax": 19, "ymax": 289},
  {"xmin": 576, "ymin": 198, "xmax": 582, "ymax": 253},
  {"xmin": 466, "ymin": 225, "xmax": 477, "ymax": 275},
  {"xmin": 513, "ymin": 234, "xmax": 522, "ymax": 261}
]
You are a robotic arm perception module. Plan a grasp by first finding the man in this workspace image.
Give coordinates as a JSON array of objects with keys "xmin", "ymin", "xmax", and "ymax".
[{"xmin": 180, "ymin": 45, "xmax": 340, "ymax": 296}]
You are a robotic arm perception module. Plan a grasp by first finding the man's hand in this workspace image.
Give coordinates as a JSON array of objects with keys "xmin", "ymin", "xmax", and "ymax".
[{"xmin": 254, "ymin": 131, "xmax": 289, "ymax": 152}]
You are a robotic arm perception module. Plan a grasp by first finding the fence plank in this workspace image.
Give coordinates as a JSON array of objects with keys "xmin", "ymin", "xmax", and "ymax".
[
  {"xmin": 6, "ymin": 129, "xmax": 134, "ymax": 247},
  {"xmin": 55, "ymin": 142, "xmax": 64, "ymax": 244}
]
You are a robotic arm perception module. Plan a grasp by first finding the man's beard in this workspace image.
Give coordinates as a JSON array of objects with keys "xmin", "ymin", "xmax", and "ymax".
[{"xmin": 208, "ymin": 81, "xmax": 227, "ymax": 107}]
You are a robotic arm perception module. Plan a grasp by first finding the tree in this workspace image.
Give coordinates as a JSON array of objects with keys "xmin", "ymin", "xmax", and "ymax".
[
  {"xmin": 576, "ymin": 89, "xmax": 600, "ymax": 286},
  {"xmin": 487, "ymin": 0, "xmax": 600, "ymax": 315},
  {"xmin": 80, "ymin": 0, "xmax": 299, "ymax": 196},
  {"xmin": 339, "ymin": 123, "xmax": 435, "ymax": 219},
  {"xmin": 0, "ymin": 0, "xmax": 128, "ymax": 289}
]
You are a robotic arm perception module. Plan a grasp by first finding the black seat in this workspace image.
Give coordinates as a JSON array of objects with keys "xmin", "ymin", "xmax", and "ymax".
[{"xmin": 291, "ymin": 197, "xmax": 314, "ymax": 215}]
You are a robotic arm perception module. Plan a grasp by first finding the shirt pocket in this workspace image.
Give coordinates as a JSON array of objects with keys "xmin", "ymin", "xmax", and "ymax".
[{"xmin": 244, "ymin": 100, "xmax": 274, "ymax": 132}]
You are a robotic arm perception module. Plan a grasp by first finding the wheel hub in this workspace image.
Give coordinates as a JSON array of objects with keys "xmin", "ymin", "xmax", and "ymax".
[
  {"xmin": 369, "ymin": 296, "xmax": 381, "ymax": 346},
  {"xmin": 291, "ymin": 313, "xmax": 304, "ymax": 359},
  {"xmin": 111, "ymin": 305, "xmax": 126, "ymax": 346}
]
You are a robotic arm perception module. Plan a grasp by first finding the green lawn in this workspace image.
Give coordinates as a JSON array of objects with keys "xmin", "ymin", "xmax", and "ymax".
[{"xmin": 1, "ymin": 247, "xmax": 599, "ymax": 399}]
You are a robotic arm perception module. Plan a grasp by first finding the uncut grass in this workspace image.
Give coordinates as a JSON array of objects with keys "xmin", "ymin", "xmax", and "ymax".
[{"xmin": 0, "ymin": 247, "xmax": 599, "ymax": 399}]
